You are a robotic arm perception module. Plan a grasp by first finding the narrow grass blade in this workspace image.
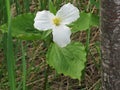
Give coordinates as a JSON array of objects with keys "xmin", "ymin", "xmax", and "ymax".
[
  {"xmin": 23, "ymin": 0, "xmax": 30, "ymax": 12},
  {"xmin": 39, "ymin": 0, "xmax": 47, "ymax": 10},
  {"xmin": 86, "ymin": 28, "xmax": 91, "ymax": 56},
  {"xmin": 5, "ymin": 0, "xmax": 16, "ymax": 90},
  {"xmin": 21, "ymin": 41, "xmax": 27, "ymax": 90}
]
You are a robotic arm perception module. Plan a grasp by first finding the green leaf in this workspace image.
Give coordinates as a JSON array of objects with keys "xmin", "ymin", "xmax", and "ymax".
[
  {"xmin": 0, "ymin": 13, "xmax": 43, "ymax": 40},
  {"xmin": 90, "ymin": 14, "xmax": 99, "ymax": 27},
  {"xmin": 49, "ymin": 0, "xmax": 57, "ymax": 15},
  {"xmin": 70, "ymin": 12, "xmax": 99, "ymax": 33},
  {"xmin": 41, "ymin": 30, "xmax": 52, "ymax": 40},
  {"xmin": 46, "ymin": 42, "xmax": 86, "ymax": 80}
]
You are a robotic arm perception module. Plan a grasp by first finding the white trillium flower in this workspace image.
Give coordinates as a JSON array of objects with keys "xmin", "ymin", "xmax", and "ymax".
[{"xmin": 34, "ymin": 3, "xmax": 80, "ymax": 47}]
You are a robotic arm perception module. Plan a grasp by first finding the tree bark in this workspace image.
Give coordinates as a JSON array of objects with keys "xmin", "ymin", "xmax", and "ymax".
[{"xmin": 101, "ymin": 0, "xmax": 120, "ymax": 90}]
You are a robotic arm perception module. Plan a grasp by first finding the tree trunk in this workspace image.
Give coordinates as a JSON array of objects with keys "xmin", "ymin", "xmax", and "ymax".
[{"xmin": 101, "ymin": 0, "xmax": 120, "ymax": 90}]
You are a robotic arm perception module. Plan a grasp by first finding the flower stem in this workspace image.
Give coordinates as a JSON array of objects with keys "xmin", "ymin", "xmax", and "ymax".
[
  {"xmin": 86, "ymin": 28, "xmax": 91, "ymax": 56},
  {"xmin": 43, "ymin": 65, "xmax": 49, "ymax": 90}
]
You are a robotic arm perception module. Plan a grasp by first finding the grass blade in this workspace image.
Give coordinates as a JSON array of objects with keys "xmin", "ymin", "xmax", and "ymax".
[
  {"xmin": 5, "ymin": 0, "xmax": 16, "ymax": 90},
  {"xmin": 21, "ymin": 41, "xmax": 27, "ymax": 90},
  {"xmin": 23, "ymin": 0, "xmax": 30, "ymax": 12}
]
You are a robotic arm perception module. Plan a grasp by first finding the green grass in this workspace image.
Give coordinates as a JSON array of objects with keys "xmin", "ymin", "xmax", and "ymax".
[
  {"xmin": 21, "ymin": 41, "xmax": 27, "ymax": 90},
  {"xmin": 5, "ymin": 0, "xmax": 16, "ymax": 90}
]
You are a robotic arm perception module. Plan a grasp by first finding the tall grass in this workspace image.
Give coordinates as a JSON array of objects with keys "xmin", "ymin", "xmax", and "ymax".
[
  {"xmin": 5, "ymin": 0, "xmax": 16, "ymax": 90},
  {"xmin": 23, "ymin": 0, "xmax": 30, "ymax": 12},
  {"xmin": 21, "ymin": 42, "xmax": 27, "ymax": 90}
]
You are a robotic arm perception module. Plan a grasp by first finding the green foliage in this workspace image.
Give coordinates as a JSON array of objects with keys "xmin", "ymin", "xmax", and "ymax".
[
  {"xmin": 46, "ymin": 42, "xmax": 86, "ymax": 80},
  {"xmin": 70, "ymin": 12, "xmax": 99, "ymax": 33},
  {"xmin": 49, "ymin": 0, "xmax": 57, "ymax": 14},
  {"xmin": 0, "ymin": 13, "xmax": 42, "ymax": 40},
  {"xmin": 0, "ymin": 12, "xmax": 99, "ymax": 40},
  {"xmin": 0, "ymin": 1, "xmax": 99, "ymax": 81},
  {"xmin": 6, "ymin": 0, "xmax": 16, "ymax": 89},
  {"xmin": 90, "ymin": 0, "xmax": 100, "ymax": 9}
]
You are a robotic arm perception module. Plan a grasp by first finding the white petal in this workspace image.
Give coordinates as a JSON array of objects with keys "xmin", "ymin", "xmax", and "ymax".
[
  {"xmin": 56, "ymin": 3, "xmax": 80, "ymax": 25},
  {"xmin": 52, "ymin": 25, "xmax": 71, "ymax": 47},
  {"xmin": 34, "ymin": 11, "xmax": 54, "ymax": 31}
]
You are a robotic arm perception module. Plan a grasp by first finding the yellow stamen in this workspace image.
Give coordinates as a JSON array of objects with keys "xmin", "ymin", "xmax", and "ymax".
[{"xmin": 53, "ymin": 17, "xmax": 61, "ymax": 26}]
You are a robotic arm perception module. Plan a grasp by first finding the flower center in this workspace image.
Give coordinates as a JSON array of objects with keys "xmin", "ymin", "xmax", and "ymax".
[{"xmin": 53, "ymin": 17, "xmax": 61, "ymax": 26}]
